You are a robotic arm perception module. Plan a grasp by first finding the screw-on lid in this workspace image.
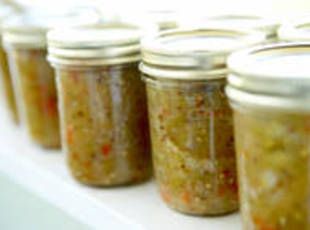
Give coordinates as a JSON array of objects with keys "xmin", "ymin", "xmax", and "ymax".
[
  {"xmin": 2, "ymin": 9, "xmax": 99, "ymax": 49},
  {"xmin": 47, "ymin": 24, "xmax": 141, "ymax": 66},
  {"xmin": 204, "ymin": 15, "xmax": 280, "ymax": 40},
  {"xmin": 227, "ymin": 42, "xmax": 310, "ymax": 111},
  {"xmin": 140, "ymin": 27, "xmax": 265, "ymax": 80},
  {"xmin": 278, "ymin": 16, "xmax": 310, "ymax": 41}
]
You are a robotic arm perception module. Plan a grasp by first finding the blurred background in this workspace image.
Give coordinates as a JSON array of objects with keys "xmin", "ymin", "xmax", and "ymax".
[{"xmin": 2, "ymin": 0, "xmax": 310, "ymax": 23}]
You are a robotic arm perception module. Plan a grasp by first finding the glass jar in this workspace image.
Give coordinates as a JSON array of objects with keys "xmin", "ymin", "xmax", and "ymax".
[
  {"xmin": 140, "ymin": 28, "xmax": 265, "ymax": 215},
  {"xmin": 278, "ymin": 16, "xmax": 310, "ymax": 42},
  {"xmin": 2, "ymin": 12, "xmax": 99, "ymax": 148},
  {"xmin": 47, "ymin": 25, "xmax": 151, "ymax": 186},
  {"xmin": 227, "ymin": 43, "xmax": 310, "ymax": 229}
]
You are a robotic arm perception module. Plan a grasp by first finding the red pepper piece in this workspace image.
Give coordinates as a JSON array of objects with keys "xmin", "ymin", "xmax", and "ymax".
[
  {"xmin": 230, "ymin": 180, "xmax": 238, "ymax": 194},
  {"xmin": 253, "ymin": 216, "xmax": 278, "ymax": 230},
  {"xmin": 46, "ymin": 96, "xmax": 58, "ymax": 116},
  {"xmin": 181, "ymin": 191, "xmax": 191, "ymax": 205},
  {"xmin": 101, "ymin": 144, "xmax": 111, "ymax": 156},
  {"xmin": 222, "ymin": 169, "xmax": 232, "ymax": 178}
]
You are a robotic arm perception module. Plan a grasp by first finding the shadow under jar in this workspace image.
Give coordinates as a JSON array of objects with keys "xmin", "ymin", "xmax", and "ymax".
[
  {"xmin": 47, "ymin": 25, "xmax": 151, "ymax": 186},
  {"xmin": 227, "ymin": 43, "xmax": 310, "ymax": 229},
  {"xmin": 140, "ymin": 28, "xmax": 265, "ymax": 215},
  {"xmin": 2, "ymin": 19, "xmax": 60, "ymax": 148}
]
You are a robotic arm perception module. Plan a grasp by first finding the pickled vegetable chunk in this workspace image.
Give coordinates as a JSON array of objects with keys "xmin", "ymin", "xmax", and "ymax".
[
  {"xmin": 0, "ymin": 45, "xmax": 18, "ymax": 122},
  {"xmin": 145, "ymin": 77, "xmax": 238, "ymax": 215},
  {"xmin": 57, "ymin": 64, "xmax": 151, "ymax": 186},
  {"xmin": 7, "ymin": 49, "xmax": 60, "ymax": 148},
  {"xmin": 234, "ymin": 110, "xmax": 310, "ymax": 230}
]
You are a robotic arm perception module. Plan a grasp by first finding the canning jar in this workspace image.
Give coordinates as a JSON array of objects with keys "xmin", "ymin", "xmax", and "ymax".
[
  {"xmin": 140, "ymin": 28, "xmax": 265, "ymax": 215},
  {"xmin": 227, "ymin": 43, "xmax": 310, "ymax": 229},
  {"xmin": 278, "ymin": 16, "xmax": 310, "ymax": 42},
  {"xmin": 0, "ymin": 7, "xmax": 19, "ymax": 123},
  {"xmin": 2, "ymin": 12, "xmax": 98, "ymax": 148},
  {"xmin": 47, "ymin": 25, "xmax": 151, "ymax": 186}
]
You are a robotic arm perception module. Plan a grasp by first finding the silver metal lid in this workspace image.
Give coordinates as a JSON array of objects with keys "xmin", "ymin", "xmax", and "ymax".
[
  {"xmin": 227, "ymin": 42, "xmax": 310, "ymax": 111},
  {"xmin": 278, "ymin": 16, "xmax": 310, "ymax": 41},
  {"xmin": 2, "ymin": 9, "xmax": 99, "ymax": 49},
  {"xmin": 47, "ymin": 24, "xmax": 141, "ymax": 66},
  {"xmin": 140, "ymin": 27, "xmax": 265, "ymax": 80}
]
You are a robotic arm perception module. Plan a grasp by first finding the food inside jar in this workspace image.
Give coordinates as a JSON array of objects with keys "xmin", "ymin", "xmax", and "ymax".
[
  {"xmin": 57, "ymin": 64, "xmax": 151, "ymax": 186},
  {"xmin": 234, "ymin": 109, "xmax": 310, "ymax": 229},
  {"xmin": 7, "ymin": 48, "xmax": 60, "ymax": 148},
  {"xmin": 145, "ymin": 77, "xmax": 238, "ymax": 215}
]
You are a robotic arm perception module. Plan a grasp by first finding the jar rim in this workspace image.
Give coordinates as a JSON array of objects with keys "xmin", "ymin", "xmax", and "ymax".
[
  {"xmin": 47, "ymin": 24, "xmax": 141, "ymax": 66},
  {"xmin": 140, "ymin": 63, "xmax": 228, "ymax": 81},
  {"xmin": 226, "ymin": 85, "xmax": 310, "ymax": 112},
  {"xmin": 2, "ymin": 10, "xmax": 99, "ymax": 49},
  {"xmin": 227, "ymin": 42, "xmax": 310, "ymax": 110},
  {"xmin": 141, "ymin": 27, "xmax": 265, "ymax": 80}
]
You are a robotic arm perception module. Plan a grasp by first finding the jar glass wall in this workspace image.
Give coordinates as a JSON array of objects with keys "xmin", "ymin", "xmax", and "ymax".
[
  {"xmin": 232, "ymin": 106, "xmax": 310, "ymax": 229},
  {"xmin": 6, "ymin": 48, "xmax": 60, "ymax": 148},
  {"xmin": 0, "ymin": 44, "xmax": 18, "ymax": 123},
  {"xmin": 144, "ymin": 76, "xmax": 237, "ymax": 215},
  {"xmin": 54, "ymin": 63, "xmax": 151, "ymax": 186}
]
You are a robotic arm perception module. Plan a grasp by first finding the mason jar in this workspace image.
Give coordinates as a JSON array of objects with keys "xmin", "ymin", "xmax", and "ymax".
[
  {"xmin": 47, "ymin": 25, "xmax": 151, "ymax": 186},
  {"xmin": 2, "ymin": 12, "xmax": 98, "ymax": 148},
  {"xmin": 140, "ymin": 28, "xmax": 265, "ymax": 215},
  {"xmin": 227, "ymin": 43, "xmax": 310, "ymax": 229}
]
